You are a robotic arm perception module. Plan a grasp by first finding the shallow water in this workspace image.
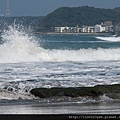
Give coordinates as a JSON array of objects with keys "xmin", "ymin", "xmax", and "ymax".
[{"xmin": 0, "ymin": 100, "xmax": 120, "ymax": 114}]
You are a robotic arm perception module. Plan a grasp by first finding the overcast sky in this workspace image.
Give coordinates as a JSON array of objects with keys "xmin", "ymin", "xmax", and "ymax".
[{"xmin": 0, "ymin": 0, "xmax": 120, "ymax": 16}]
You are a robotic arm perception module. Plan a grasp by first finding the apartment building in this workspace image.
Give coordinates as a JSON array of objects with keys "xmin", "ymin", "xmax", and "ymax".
[{"xmin": 54, "ymin": 21, "xmax": 114, "ymax": 33}]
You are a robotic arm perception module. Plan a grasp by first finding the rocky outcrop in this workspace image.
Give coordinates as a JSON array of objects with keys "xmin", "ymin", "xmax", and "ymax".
[{"xmin": 30, "ymin": 84, "xmax": 120, "ymax": 98}]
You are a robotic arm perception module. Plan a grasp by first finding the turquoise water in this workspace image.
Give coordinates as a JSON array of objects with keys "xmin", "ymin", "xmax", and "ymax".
[{"xmin": 39, "ymin": 35, "xmax": 120, "ymax": 50}]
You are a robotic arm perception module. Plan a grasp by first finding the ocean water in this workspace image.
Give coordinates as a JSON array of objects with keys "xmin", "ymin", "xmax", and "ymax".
[{"xmin": 0, "ymin": 25, "xmax": 120, "ymax": 114}]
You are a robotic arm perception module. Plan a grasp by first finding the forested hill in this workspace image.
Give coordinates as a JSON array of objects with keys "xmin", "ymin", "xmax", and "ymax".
[{"xmin": 38, "ymin": 6, "xmax": 120, "ymax": 31}]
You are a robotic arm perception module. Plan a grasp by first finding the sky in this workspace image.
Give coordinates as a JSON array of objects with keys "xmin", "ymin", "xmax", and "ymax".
[{"xmin": 0, "ymin": 0, "xmax": 120, "ymax": 16}]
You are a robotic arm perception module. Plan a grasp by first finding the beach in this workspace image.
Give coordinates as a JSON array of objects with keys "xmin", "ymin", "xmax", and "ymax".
[{"xmin": 0, "ymin": 99, "xmax": 120, "ymax": 114}]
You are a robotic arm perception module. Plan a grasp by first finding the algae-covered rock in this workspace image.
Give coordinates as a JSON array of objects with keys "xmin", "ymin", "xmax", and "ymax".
[{"xmin": 30, "ymin": 84, "xmax": 120, "ymax": 98}]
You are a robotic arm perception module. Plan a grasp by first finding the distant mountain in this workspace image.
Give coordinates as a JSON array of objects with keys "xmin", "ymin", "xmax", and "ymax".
[{"xmin": 38, "ymin": 6, "xmax": 120, "ymax": 32}]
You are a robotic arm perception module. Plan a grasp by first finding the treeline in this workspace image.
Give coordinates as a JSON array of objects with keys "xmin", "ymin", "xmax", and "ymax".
[
  {"xmin": 38, "ymin": 6, "xmax": 120, "ymax": 32},
  {"xmin": 1, "ymin": 6, "xmax": 120, "ymax": 32}
]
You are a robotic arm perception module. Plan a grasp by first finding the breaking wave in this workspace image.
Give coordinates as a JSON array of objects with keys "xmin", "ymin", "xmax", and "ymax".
[
  {"xmin": 0, "ymin": 26, "xmax": 120, "ymax": 63},
  {"xmin": 96, "ymin": 36, "xmax": 120, "ymax": 42}
]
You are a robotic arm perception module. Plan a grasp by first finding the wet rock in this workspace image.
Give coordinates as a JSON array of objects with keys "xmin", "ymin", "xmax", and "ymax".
[
  {"xmin": 106, "ymin": 93, "xmax": 120, "ymax": 99},
  {"xmin": 30, "ymin": 84, "xmax": 120, "ymax": 98},
  {"xmin": 7, "ymin": 87, "xmax": 15, "ymax": 92}
]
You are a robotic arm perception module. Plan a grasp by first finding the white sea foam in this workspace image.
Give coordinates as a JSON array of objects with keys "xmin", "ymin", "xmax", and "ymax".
[
  {"xmin": 0, "ymin": 26, "xmax": 120, "ymax": 63},
  {"xmin": 0, "ymin": 25, "xmax": 47, "ymax": 63},
  {"xmin": 0, "ymin": 25, "xmax": 120, "ymax": 101},
  {"xmin": 0, "ymin": 89, "xmax": 36, "ymax": 100},
  {"xmin": 99, "ymin": 94, "xmax": 113, "ymax": 102},
  {"xmin": 96, "ymin": 36, "xmax": 120, "ymax": 42}
]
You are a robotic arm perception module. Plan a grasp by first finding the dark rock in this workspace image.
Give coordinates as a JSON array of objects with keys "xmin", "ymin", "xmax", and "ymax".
[
  {"xmin": 30, "ymin": 84, "xmax": 120, "ymax": 98},
  {"xmin": 7, "ymin": 87, "xmax": 14, "ymax": 91},
  {"xmin": 106, "ymin": 93, "xmax": 120, "ymax": 99}
]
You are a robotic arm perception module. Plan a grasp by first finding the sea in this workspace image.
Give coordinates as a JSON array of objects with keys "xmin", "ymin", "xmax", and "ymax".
[{"xmin": 0, "ymin": 25, "xmax": 120, "ymax": 114}]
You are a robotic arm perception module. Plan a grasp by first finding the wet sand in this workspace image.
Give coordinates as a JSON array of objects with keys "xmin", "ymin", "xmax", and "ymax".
[{"xmin": 0, "ymin": 100, "xmax": 120, "ymax": 114}]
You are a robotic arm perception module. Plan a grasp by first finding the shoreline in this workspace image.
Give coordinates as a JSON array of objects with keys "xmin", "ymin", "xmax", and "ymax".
[
  {"xmin": 46, "ymin": 32, "xmax": 113, "ymax": 36},
  {"xmin": 32, "ymin": 32, "xmax": 113, "ymax": 36},
  {"xmin": 0, "ymin": 100, "xmax": 120, "ymax": 114}
]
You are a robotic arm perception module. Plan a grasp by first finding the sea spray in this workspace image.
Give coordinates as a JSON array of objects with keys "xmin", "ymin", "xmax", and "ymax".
[
  {"xmin": 0, "ymin": 25, "xmax": 120, "ymax": 63},
  {"xmin": 0, "ymin": 25, "xmax": 47, "ymax": 63}
]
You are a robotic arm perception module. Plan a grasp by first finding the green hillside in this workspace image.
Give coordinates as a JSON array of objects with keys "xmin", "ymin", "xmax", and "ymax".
[{"xmin": 38, "ymin": 6, "xmax": 120, "ymax": 32}]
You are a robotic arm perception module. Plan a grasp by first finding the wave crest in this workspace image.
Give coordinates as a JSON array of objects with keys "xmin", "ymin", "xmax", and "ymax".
[
  {"xmin": 96, "ymin": 36, "xmax": 120, "ymax": 42},
  {"xmin": 0, "ymin": 26, "xmax": 120, "ymax": 63}
]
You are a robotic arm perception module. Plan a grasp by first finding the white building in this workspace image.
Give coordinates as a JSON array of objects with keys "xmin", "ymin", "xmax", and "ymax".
[
  {"xmin": 94, "ymin": 25, "xmax": 105, "ymax": 32},
  {"xmin": 105, "ymin": 25, "xmax": 113, "ymax": 32},
  {"xmin": 54, "ymin": 23, "xmax": 112, "ymax": 33},
  {"xmin": 55, "ymin": 27, "xmax": 69, "ymax": 33},
  {"xmin": 88, "ymin": 26, "xmax": 94, "ymax": 33},
  {"xmin": 81, "ymin": 26, "xmax": 94, "ymax": 33},
  {"xmin": 54, "ymin": 26, "xmax": 80, "ymax": 33}
]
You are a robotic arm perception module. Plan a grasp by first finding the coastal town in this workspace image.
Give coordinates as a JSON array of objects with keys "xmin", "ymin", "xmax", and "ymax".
[{"xmin": 54, "ymin": 21, "xmax": 120, "ymax": 35}]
